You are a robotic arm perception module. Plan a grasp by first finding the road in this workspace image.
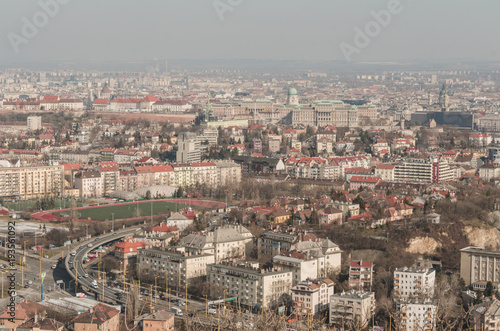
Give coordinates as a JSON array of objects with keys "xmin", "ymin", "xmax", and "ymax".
[{"xmin": 65, "ymin": 228, "xmax": 140, "ymax": 304}]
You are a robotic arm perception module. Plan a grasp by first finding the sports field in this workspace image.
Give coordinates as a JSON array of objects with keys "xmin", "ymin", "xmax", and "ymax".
[{"xmin": 59, "ymin": 201, "xmax": 195, "ymax": 221}]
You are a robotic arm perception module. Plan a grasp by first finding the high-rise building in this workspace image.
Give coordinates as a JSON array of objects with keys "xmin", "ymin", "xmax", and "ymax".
[
  {"xmin": 27, "ymin": 116, "xmax": 42, "ymax": 131},
  {"xmin": 176, "ymin": 132, "xmax": 201, "ymax": 163}
]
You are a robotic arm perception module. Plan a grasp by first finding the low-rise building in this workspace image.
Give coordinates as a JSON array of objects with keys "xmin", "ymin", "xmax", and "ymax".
[
  {"xmin": 114, "ymin": 238, "xmax": 146, "ymax": 269},
  {"xmin": 71, "ymin": 303, "xmax": 120, "ymax": 331},
  {"xmin": 470, "ymin": 298, "xmax": 500, "ymax": 331},
  {"xmin": 135, "ymin": 310, "xmax": 175, "ymax": 331}
]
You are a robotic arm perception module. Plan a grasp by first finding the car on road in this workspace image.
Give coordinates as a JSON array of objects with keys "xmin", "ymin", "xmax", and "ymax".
[
  {"xmin": 208, "ymin": 308, "xmax": 217, "ymax": 315},
  {"xmin": 51, "ymin": 264, "xmax": 57, "ymax": 269},
  {"xmin": 77, "ymin": 275, "xmax": 82, "ymax": 279},
  {"xmin": 87, "ymin": 243, "xmax": 92, "ymax": 247},
  {"xmin": 24, "ymin": 285, "xmax": 29, "ymax": 288},
  {"xmin": 71, "ymin": 252, "xmax": 76, "ymax": 256},
  {"xmin": 84, "ymin": 273, "xmax": 88, "ymax": 278},
  {"xmin": 27, "ymin": 280, "xmax": 33, "ymax": 285}
]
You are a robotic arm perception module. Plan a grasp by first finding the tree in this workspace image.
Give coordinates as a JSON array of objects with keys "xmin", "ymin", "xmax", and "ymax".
[
  {"xmin": 485, "ymin": 281, "xmax": 494, "ymax": 297},
  {"xmin": 176, "ymin": 187, "xmax": 184, "ymax": 198},
  {"xmin": 145, "ymin": 190, "xmax": 152, "ymax": 200}
]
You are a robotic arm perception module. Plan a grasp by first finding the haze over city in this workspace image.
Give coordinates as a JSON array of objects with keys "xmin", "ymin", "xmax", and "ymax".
[{"xmin": 0, "ymin": 0, "xmax": 499, "ymax": 69}]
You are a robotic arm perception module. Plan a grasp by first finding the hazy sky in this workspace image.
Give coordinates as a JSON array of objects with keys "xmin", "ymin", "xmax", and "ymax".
[{"xmin": 0, "ymin": 0, "xmax": 499, "ymax": 66}]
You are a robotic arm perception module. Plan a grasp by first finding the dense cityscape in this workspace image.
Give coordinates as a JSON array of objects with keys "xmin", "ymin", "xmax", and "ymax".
[{"xmin": 1, "ymin": 1, "xmax": 500, "ymax": 330}]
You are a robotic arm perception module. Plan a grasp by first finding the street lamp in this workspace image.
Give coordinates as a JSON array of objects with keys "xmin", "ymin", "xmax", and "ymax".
[
  {"xmin": 111, "ymin": 213, "xmax": 114, "ymax": 232},
  {"xmin": 150, "ymin": 203, "xmax": 153, "ymax": 225}
]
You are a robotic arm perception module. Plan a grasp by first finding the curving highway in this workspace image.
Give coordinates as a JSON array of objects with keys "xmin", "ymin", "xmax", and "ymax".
[{"xmin": 65, "ymin": 228, "xmax": 140, "ymax": 305}]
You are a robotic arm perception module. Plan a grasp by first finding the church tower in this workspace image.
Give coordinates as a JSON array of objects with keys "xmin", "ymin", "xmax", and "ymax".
[
  {"xmin": 438, "ymin": 84, "xmax": 450, "ymax": 112},
  {"xmin": 287, "ymin": 88, "xmax": 299, "ymax": 105}
]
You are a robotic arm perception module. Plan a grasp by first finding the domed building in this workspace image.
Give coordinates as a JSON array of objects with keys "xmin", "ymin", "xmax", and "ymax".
[{"xmin": 287, "ymin": 87, "xmax": 299, "ymax": 105}]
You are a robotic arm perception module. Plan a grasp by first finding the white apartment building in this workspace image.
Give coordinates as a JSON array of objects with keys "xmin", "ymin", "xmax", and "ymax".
[
  {"xmin": 198, "ymin": 128, "xmax": 219, "ymax": 146},
  {"xmin": 191, "ymin": 162, "xmax": 218, "ymax": 187},
  {"xmin": 460, "ymin": 246, "xmax": 500, "ymax": 291},
  {"xmin": 399, "ymin": 300, "xmax": 437, "ymax": 331},
  {"xmin": 178, "ymin": 226, "xmax": 254, "ymax": 263},
  {"xmin": 138, "ymin": 249, "xmax": 215, "ymax": 289},
  {"xmin": 0, "ymin": 165, "xmax": 63, "ymax": 199},
  {"xmin": 207, "ymin": 261, "xmax": 293, "ymax": 310},
  {"xmin": 329, "ymin": 290, "xmax": 375, "ymax": 329},
  {"xmin": 273, "ymin": 252, "xmax": 321, "ymax": 285},
  {"xmin": 393, "ymin": 267, "xmax": 436, "ymax": 300},
  {"xmin": 176, "ymin": 132, "xmax": 201, "ymax": 163},
  {"xmin": 479, "ymin": 163, "xmax": 500, "ymax": 181},
  {"xmin": 395, "ymin": 156, "xmax": 455, "ymax": 183},
  {"xmin": 75, "ymin": 170, "xmax": 103, "ymax": 198},
  {"xmin": 27, "ymin": 116, "xmax": 42, "ymax": 131},
  {"xmin": 291, "ymin": 278, "xmax": 334, "ymax": 315}
]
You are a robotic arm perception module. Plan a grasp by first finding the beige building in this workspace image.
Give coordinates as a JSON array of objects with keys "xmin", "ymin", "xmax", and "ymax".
[
  {"xmin": 215, "ymin": 161, "xmax": 242, "ymax": 186},
  {"xmin": 0, "ymin": 165, "xmax": 63, "ymax": 199},
  {"xmin": 27, "ymin": 115, "xmax": 42, "ymax": 130},
  {"xmin": 291, "ymin": 278, "xmax": 335, "ymax": 315},
  {"xmin": 461, "ymin": 246, "xmax": 500, "ymax": 291},
  {"xmin": 75, "ymin": 170, "xmax": 102, "ymax": 198},
  {"xmin": 479, "ymin": 163, "xmax": 500, "ymax": 181},
  {"xmin": 207, "ymin": 261, "xmax": 293, "ymax": 310},
  {"xmin": 470, "ymin": 298, "xmax": 500, "ymax": 331},
  {"xmin": 329, "ymin": 290, "xmax": 375, "ymax": 329},
  {"xmin": 375, "ymin": 164, "xmax": 396, "ymax": 181},
  {"xmin": 138, "ymin": 248, "xmax": 215, "ymax": 289},
  {"xmin": 135, "ymin": 310, "xmax": 175, "ymax": 331}
]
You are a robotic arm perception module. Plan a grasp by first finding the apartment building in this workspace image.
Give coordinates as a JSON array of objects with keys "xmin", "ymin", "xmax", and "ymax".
[
  {"xmin": 214, "ymin": 161, "xmax": 242, "ymax": 186},
  {"xmin": 479, "ymin": 163, "xmax": 500, "ymax": 181},
  {"xmin": 27, "ymin": 116, "xmax": 42, "ymax": 130},
  {"xmin": 393, "ymin": 267, "xmax": 436, "ymax": 300},
  {"xmin": 349, "ymin": 260, "xmax": 374, "ymax": 291},
  {"xmin": 191, "ymin": 162, "xmax": 218, "ymax": 187},
  {"xmin": 138, "ymin": 249, "xmax": 215, "ymax": 289},
  {"xmin": 176, "ymin": 132, "xmax": 201, "ymax": 163},
  {"xmin": 273, "ymin": 251, "xmax": 322, "ymax": 285},
  {"xmin": 399, "ymin": 300, "xmax": 437, "ymax": 331},
  {"xmin": 375, "ymin": 164, "xmax": 396, "ymax": 181},
  {"xmin": 178, "ymin": 225, "xmax": 254, "ymax": 263},
  {"xmin": 75, "ymin": 170, "xmax": 102, "ymax": 198},
  {"xmin": 329, "ymin": 290, "xmax": 375, "ymax": 329},
  {"xmin": 291, "ymin": 278, "xmax": 335, "ymax": 315},
  {"xmin": 461, "ymin": 246, "xmax": 500, "ymax": 290},
  {"xmin": 0, "ymin": 165, "xmax": 63, "ymax": 199},
  {"xmin": 394, "ymin": 156, "xmax": 455, "ymax": 183},
  {"xmin": 207, "ymin": 261, "xmax": 293, "ymax": 310},
  {"xmin": 97, "ymin": 162, "xmax": 120, "ymax": 196}
]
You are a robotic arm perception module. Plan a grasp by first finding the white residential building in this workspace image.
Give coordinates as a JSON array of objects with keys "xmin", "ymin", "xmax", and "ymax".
[
  {"xmin": 75, "ymin": 170, "xmax": 103, "ymax": 198},
  {"xmin": 273, "ymin": 252, "xmax": 320, "ymax": 285},
  {"xmin": 291, "ymin": 278, "xmax": 335, "ymax": 315},
  {"xmin": 394, "ymin": 268, "xmax": 436, "ymax": 300},
  {"xmin": 374, "ymin": 164, "xmax": 396, "ymax": 181},
  {"xmin": 399, "ymin": 300, "xmax": 437, "ymax": 331}
]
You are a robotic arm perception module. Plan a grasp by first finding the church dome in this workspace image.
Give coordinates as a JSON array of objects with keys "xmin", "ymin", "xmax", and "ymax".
[{"xmin": 288, "ymin": 88, "xmax": 298, "ymax": 96}]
